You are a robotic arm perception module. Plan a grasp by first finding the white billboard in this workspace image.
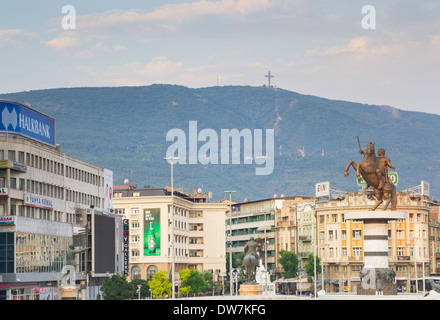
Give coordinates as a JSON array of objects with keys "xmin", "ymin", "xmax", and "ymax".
[
  {"xmin": 104, "ymin": 168, "xmax": 113, "ymax": 212},
  {"xmin": 315, "ymin": 181, "xmax": 330, "ymax": 197}
]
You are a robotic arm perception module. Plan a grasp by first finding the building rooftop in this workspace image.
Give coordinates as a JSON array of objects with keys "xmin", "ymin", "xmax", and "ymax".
[{"xmin": 113, "ymin": 185, "xmax": 210, "ymax": 203}]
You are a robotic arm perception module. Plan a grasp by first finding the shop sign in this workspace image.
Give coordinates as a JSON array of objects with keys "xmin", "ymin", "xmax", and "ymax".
[{"xmin": 25, "ymin": 194, "xmax": 54, "ymax": 210}]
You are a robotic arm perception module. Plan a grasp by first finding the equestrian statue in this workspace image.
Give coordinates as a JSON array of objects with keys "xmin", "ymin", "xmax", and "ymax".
[
  {"xmin": 344, "ymin": 137, "xmax": 397, "ymax": 211},
  {"xmin": 242, "ymin": 237, "xmax": 261, "ymax": 283}
]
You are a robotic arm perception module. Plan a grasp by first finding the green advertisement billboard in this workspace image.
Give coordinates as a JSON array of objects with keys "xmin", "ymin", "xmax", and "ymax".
[
  {"xmin": 357, "ymin": 172, "xmax": 398, "ymax": 186},
  {"xmin": 144, "ymin": 208, "xmax": 160, "ymax": 256}
]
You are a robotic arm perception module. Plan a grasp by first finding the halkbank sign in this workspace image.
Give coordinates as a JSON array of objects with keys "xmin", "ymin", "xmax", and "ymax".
[{"xmin": 0, "ymin": 101, "xmax": 56, "ymax": 146}]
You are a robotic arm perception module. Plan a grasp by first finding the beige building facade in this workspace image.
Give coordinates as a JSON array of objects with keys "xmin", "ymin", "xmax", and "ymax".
[
  {"xmin": 316, "ymin": 191, "xmax": 431, "ymax": 293},
  {"xmin": 273, "ymin": 197, "xmax": 316, "ymax": 277},
  {"xmin": 113, "ymin": 185, "xmax": 228, "ymax": 281}
]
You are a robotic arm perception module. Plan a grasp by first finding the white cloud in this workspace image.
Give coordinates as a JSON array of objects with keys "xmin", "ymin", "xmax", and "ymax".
[
  {"xmin": 41, "ymin": 33, "xmax": 80, "ymax": 50},
  {"xmin": 325, "ymin": 37, "xmax": 369, "ymax": 55},
  {"xmin": 78, "ymin": 0, "xmax": 273, "ymax": 29},
  {"xmin": 0, "ymin": 29, "xmax": 35, "ymax": 49}
]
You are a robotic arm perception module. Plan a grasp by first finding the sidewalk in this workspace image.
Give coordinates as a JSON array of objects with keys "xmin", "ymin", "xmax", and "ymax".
[{"xmin": 180, "ymin": 292, "xmax": 440, "ymax": 300}]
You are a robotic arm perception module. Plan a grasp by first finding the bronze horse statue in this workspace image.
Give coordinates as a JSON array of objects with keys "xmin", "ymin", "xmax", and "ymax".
[
  {"xmin": 344, "ymin": 140, "xmax": 397, "ymax": 211},
  {"xmin": 242, "ymin": 237, "xmax": 260, "ymax": 283}
]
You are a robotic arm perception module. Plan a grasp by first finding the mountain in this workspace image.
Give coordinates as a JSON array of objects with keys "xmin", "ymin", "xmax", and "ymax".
[{"xmin": 1, "ymin": 85, "xmax": 439, "ymax": 202}]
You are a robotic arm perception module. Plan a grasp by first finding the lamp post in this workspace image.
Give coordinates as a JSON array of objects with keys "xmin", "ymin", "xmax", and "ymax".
[
  {"xmin": 406, "ymin": 243, "xmax": 411, "ymax": 293},
  {"xmin": 321, "ymin": 242, "xmax": 329, "ymax": 293},
  {"xmin": 164, "ymin": 157, "xmax": 180, "ymax": 299},
  {"xmin": 422, "ymin": 234, "xmax": 426, "ymax": 294},
  {"xmin": 225, "ymin": 190, "xmax": 236, "ymax": 296},
  {"xmin": 137, "ymin": 285, "xmax": 142, "ymax": 300},
  {"xmin": 313, "ymin": 211, "xmax": 317, "ymax": 298}
]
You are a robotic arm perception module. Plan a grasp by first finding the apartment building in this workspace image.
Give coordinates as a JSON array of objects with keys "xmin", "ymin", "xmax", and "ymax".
[
  {"xmin": 230, "ymin": 196, "xmax": 314, "ymax": 274},
  {"xmin": 113, "ymin": 184, "xmax": 228, "ymax": 282}
]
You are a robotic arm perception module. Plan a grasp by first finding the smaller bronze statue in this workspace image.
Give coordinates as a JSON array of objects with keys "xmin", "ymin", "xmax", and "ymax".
[
  {"xmin": 376, "ymin": 148, "xmax": 395, "ymax": 190},
  {"xmin": 242, "ymin": 237, "xmax": 261, "ymax": 283}
]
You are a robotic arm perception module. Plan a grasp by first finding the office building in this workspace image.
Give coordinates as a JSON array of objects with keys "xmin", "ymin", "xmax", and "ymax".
[{"xmin": 0, "ymin": 100, "xmax": 116, "ymax": 300}]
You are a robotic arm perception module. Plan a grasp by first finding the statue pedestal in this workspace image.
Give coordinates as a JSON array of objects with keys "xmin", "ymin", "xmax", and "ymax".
[
  {"xmin": 60, "ymin": 285, "xmax": 79, "ymax": 300},
  {"xmin": 239, "ymin": 283, "xmax": 263, "ymax": 296},
  {"xmin": 344, "ymin": 211, "xmax": 407, "ymax": 295}
]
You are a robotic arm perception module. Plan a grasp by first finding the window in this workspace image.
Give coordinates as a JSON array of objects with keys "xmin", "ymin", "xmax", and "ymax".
[
  {"xmin": 342, "ymin": 247, "xmax": 347, "ymax": 257},
  {"xmin": 397, "ymin": 247, "xmax": 405, "ymax": 256},
  {"xmin": 18, "ymin": 151, "xmax": 24, "ymax": 163},
  {"xmin": 0, "ymin": 232, "xmax": 15, "ymax": 273},
  {"xmin": 131, "ymin": 265, "xmax": 141, "ymax": 280},
  {"xmin": 352, "ymin": 230, "xmax": 362, "ymax": 239},
  {"xmin": 8, "ymin": 150, "xmax": 15, "ymax": 161},
  {"xmin": 132, "ymin": 222, "xmax": 140, "ymax": 229},
  {"xmin": 9, "ymin": 178, "xmax": 16, "ymax": 189},
  {"xmin": 353, "ymin": 247, "xmax": 362, "ymax": 257},
  {"xmin": 328, "ymin": 230, "xmax": 334, "ymax": 240},
  {"xmin": 19, "ymin": 179, "xmax": 25, "ymax": 191},
  {"xmin": 147, "ymin": 265, "xmax": 158, "ymax": 279}
]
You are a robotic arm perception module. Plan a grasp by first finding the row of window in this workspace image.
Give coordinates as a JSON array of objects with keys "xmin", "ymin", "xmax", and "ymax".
[
  {"xmin": 0, "ymin": 205, "xmax": 64, "ymax": 222},
  {"xmin": 1, "ymin": 177, "xmax": 65, "ymax": 200},
  {"xmin": 320, "ymin": 213, "xmax": 428, "ymax": 223},
  {"xmin": 321, "ymin": 246, "xmax": 428, "ymax": 258},
  {"xmin": 321, "ymin": 229, "xmax": 428, "ymax": 241},
  {"xmin": 1, "ymin": 149, "xmax": 102, "ymax": 186},
  {"xmin": 0, "ymin": 232, "xmax": 69, "ymax": 274}
]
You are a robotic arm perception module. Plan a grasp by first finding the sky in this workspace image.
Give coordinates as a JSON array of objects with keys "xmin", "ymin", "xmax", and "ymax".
[{"xmin": 1, "ymin": 0, "xmax": 439, "ymax": 115}]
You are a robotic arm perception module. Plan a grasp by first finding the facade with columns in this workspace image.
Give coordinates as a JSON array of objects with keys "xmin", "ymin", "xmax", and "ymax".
[{"xmin": 316, "ymin": 191, "xmax": 431, "ymax": 293}]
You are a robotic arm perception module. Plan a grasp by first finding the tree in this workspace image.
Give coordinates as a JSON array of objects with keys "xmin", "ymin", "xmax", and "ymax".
[
  {"xmin": 278, "ymin": 250, "xmax": 299, "ymax": 278},
  {"xmin": 304, "ymin": 253, "xmax": 322, "ymax": 282},
  {"xmin": 130, "ymin": 278, "xmax": 150, "ymax": 299},
  {"xmin": 179, "ymin": 269, "xmax": 191, "ymax": 296},
  {"xmin": 149, "ymin": 271, "xmax": 171, "ymax": 298},
  {"xmin": 181, "ymin": 269, "xmax": 207, "ymax": 296},
  {"xmin": 100, "ymin": 274, "xmax": 135, "ymax": 300}
]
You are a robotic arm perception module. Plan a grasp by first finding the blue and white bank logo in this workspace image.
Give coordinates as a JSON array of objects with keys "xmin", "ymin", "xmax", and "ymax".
[
  {"xmin": 0, "ymin": 101, "xmax": 55, "ymax": 146},
  {"xmin": 1, "ymin": 106, "xmax": 18, "ymax": 130}
]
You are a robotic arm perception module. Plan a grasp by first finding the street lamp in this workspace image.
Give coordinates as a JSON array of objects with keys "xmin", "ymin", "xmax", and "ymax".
[
  {"xmin": 321, "ymin": 242, "xmax": 329, "ymax": 293},
  {"xmin": 225, "ymin": 190, "xmax": 236, "ymax": 296},
  {"xmin": 137, "ymin": 284, "xmax": 142, "ymax": 300},
  {"xmin": 414, "ymin": 237, "xmax": 419, "ymax": 295},
  {"xmin": 164, "ymin": 156, "xmax": 180, "ymax": 299}
]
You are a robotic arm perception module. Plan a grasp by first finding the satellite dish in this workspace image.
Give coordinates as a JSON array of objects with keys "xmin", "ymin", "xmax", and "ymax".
[{"xmin": 124, "ymin": 179, "xmax": 129, "ymax": 184}]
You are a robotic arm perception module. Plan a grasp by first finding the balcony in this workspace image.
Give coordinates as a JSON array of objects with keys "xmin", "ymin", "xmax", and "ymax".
[
  {"xmin": 349, "ymin": 256, "xmax": 363, "ymax": 262},
  {"xmin": 298, "ymin": 235, "xmax": 311, "ymax": 242}
]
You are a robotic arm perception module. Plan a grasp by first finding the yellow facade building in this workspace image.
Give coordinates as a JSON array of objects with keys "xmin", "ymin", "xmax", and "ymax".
[{"xmin": 316, "ymin": 191, "xmax": 430, "ymax": 293}]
